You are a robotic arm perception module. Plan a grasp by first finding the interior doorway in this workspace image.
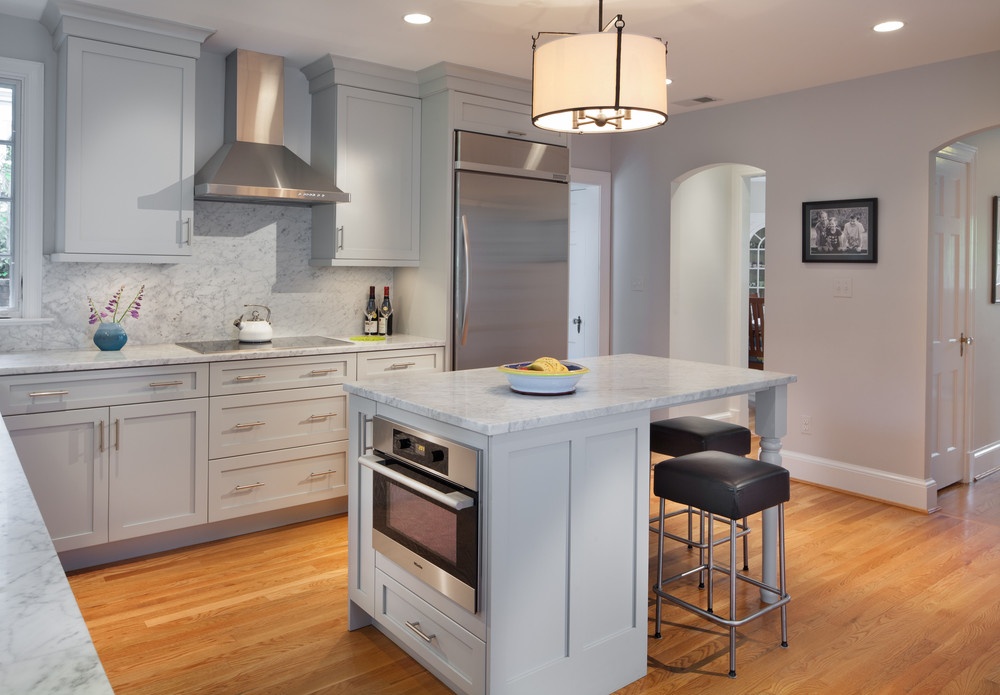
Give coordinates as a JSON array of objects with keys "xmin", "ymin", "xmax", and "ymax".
[{"xmin": 568, "ymin": 168, "xmax": 611, "ymax": 359}]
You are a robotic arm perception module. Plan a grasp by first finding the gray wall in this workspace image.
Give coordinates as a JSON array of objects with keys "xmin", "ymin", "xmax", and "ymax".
[{"xmin": 610, "ymin": 50, "xmax": 1000, "ymax": 508}]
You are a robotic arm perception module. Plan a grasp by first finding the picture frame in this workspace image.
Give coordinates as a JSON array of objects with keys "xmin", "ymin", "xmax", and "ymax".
[
  {"xmin": 802, "ymin": 198, "xmax": 877, "ymax": 263},
  {"xmin": 992, "ymin": 196, "xmax": 1000, "ymax": 303}
]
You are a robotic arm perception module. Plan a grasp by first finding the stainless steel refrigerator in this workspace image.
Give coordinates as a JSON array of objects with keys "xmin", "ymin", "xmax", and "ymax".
[{"xmin": 453, "ymin": 131, "xmax": 570, "ymax": 371}]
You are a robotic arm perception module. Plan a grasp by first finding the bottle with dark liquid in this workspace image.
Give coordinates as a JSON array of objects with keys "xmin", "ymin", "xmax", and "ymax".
[
  {"xmin": 364, "ymin": 286, "xmax": 378, "ymax": 335},
  {"xmin": 378, "ymin": 286, "xmax": 393, "ymax": 336}
]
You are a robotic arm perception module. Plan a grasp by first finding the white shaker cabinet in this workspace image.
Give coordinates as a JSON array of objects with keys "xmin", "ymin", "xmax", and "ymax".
[
  {"xmin": 306, "ymin": 62, "xmax": 421, "ymax": 266},
  {"xmin": 49, "ymin": 29, "xmax": 206, "ymax": 262},
  {"xmin": 6, "ymin": 397, "xmax": 208, "ymax": 550}
]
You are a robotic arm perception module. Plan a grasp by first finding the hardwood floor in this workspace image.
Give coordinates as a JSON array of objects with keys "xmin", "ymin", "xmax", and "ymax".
[{"xmin": 68, "ymin": 474, "xmax": 1000, "ymax": 694}]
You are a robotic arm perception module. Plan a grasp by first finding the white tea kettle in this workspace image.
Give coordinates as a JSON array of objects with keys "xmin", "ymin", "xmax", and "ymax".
[{"xmin": 234, "ymin": 305, "xmax": 273, "ymax": 343}]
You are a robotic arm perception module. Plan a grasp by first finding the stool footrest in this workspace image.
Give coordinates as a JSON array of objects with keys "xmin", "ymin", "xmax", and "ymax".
[{"xmin": 653, "ymin": 584, "xmax": 790, "ymax": 630}]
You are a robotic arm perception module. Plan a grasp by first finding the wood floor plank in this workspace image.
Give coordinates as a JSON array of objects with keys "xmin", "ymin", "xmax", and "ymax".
[{"xmin": 66, "ymin": 475, "xmax": 1000, "ymax": 694}]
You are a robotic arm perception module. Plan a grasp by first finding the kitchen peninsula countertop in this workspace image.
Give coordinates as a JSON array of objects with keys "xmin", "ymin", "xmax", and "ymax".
[
  {"xmin": 343, "ymin": 353, "xmax": 796, "ymax": 436},
  {"xmin": 0, "ymin": 334, "xmax": 443, "ymax": 694}
]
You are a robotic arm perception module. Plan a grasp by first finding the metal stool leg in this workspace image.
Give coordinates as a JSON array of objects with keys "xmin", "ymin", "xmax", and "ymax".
[
  {"xmin": 654, "ymin": 497, "xmax": 665, "ymax": 639},
  {"xmin": 728, "ymin": 517, "xmax": 738, "ymax": 678}
]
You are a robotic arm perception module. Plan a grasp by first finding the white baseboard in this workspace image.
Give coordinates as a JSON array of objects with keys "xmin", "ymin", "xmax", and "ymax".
[
  {"xmin": 971, "ymin": 440, "xmax": 1000, "ymax": 481},
  {"xmin": 781, "ymin": 450, "xmax": 936, "ymax": 512}
]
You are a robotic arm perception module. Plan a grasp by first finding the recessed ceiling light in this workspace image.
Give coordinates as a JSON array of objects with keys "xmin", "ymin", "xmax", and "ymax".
[
  {"xmin": 404, "ymin": 13, "xmax": 432, "ymax": 25},
  {"xmin": 873, "ymin": 20, "xmax": 904, "ymax": 33}
]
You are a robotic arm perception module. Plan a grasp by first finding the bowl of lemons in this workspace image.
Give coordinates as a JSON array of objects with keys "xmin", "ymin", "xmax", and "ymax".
[{"xmin": 497, "ymin": 357, "xmax": 589, "ymax": 395}]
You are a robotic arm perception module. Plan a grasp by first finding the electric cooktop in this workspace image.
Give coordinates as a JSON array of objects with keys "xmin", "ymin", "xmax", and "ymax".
[{"xmin": 175, "ymin": 336, "xmax": 354, "ymax": 354}]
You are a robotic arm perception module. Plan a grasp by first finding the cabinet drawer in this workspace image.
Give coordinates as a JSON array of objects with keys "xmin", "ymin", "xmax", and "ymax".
[
  {"xmin": 208, "ymin": 386, "xmax": 348, "ymax": 459},
  {"xmin": 210, "ymin": 354, "xmax": 356, "ymax": 396},
  {"xmin": 453, "ymin": 93, "xmax": 567, "ymax": 147},
  {"xmin": 208, "ymin": 441, "xmax": 347, "ymax": 522},
  {"xmin": 357, "ymin": 348, "xmax": 444, "ymax": 379},
  {"xmin": 0, "ymin": 364, "xmax": 208, "ymax": 415},
  {"xmin": 375, "ymin": 569, "xmax": 485, "ymax": 695}
]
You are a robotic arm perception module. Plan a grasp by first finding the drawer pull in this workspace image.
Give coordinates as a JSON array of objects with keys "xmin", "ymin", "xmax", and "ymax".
[
  {"xmin": 308, "ymin": 470, "xmax": 337, "ymax": 478},
  {"xmin": 235, "ymin": 374, "xmax": 267, "ymax": 382},
  {"xmin": 404, "ymin": 621, "xmax": 436, "ymax": 643},
  {"xmin": 387, "ymin": 362, "xmax": 417, "ymax": 370},
  {"xmin": 114, "ymin": 418, "xmax": 120, "ymax": 451},
  {"xmin": 307, "ymin": 413, "xmax": 338, "ymax": 421},
  {"xmin": 309, "ymin": 368, "xmax": 339, "ymax": 376},
  {"xmin": 27, "ymin": 389, "xmax": 70, "ymax": 398},
  {"xmin": 148, "ymin": 380, "xmax": 184, "ymax": 388},
  {"xmin": 233, "ymin": 421, "xmax": 266, "ymax": 429},
  {"xmin": 98, "ymin": 419, "xmax": 105, "ymax": 453},
  {"xmin": 234, "ymin": 482, "xmax": 265, "ymax": 491}
]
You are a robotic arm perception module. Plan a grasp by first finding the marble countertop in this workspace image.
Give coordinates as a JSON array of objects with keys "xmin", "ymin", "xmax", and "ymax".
[
  {"xmin": 344, "ymin": 353, "xmax": 797, "ymax": 436},
  {"xmin": 0, "ymin": 333, "xmax": 442, "ymax": 693},
  {"xmin": 0, "ymin": 334, "xmax": 444, "ymax": 376}
]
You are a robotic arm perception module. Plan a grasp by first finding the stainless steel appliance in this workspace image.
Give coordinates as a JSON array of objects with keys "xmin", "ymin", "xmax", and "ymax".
[
  {"xmin": 453, "ymin": 130, "xmax": 570, "ymax": 371},
  {"xmin": 360, "ymin": 417, "xmax": 480, "ymax": 613}
]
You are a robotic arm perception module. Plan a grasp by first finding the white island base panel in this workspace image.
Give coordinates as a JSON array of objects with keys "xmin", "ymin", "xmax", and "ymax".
[{"xmin": 350, "ymin": 401, "xmax": 650, "ymax": 695}]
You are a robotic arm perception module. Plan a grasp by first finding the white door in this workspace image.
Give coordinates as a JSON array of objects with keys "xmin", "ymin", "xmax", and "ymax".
[
  {"xmin": 929, "ymin": 144, "xmax": 976, "ymax": 491},
  {"xmin": 568, "ymin": 169, "xmax": 611, "ymax": 359}
]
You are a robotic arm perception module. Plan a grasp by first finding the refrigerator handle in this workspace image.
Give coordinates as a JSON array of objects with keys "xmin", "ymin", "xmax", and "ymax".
[{"xmin": 460, "ymin": 215, "xmax": 472, "ymax": 345}]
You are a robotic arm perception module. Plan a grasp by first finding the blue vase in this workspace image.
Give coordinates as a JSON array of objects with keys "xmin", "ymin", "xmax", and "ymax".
[{"xmin": 93, "ymin": 323, "xmax": 128, "ymax": 351}]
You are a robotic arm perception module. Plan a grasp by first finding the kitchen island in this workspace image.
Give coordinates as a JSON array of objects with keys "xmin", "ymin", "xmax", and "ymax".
[{"xmin": 344, "ymin": 354, "xmax": 796, "ymax": 695}]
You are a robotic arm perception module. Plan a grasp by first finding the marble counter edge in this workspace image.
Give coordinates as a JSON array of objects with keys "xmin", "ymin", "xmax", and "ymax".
[
  {"xmin": 343, "ymin": 355, "xmax": 797, "ymax": 436},
  {"xmin": 0, "ymin": 335, "xmax": 445, "ymax": 376}
]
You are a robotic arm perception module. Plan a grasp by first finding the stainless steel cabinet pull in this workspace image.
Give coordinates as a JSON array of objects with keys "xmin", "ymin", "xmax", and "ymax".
[
  {"xmin": 307, "ymin": 413, "xmax": 338, "ymax": 421},
  {"xmin": 27, "ymin": 389, "xmax": 69, "ymax": 398},
  {"xmin": 309, "ymin": 369, "xmax": 339, "ymax": 376},
  {"xmin": 148, "ymin": 380, "xmax": 184, "ymax": 388},
  {"xmin": 183, "ymin": 217, "xmax": 193, "ymax": 246},
  {"xmin": 460, "ymin": 215, "xmax": 471, "ymax": 345},
  {"xmin": 308, "ymin": 470, "xmax": 336, "ymax": 478},
  {"xmin": 235, "ymin": 374, "xmax": 267, "ymax": 382},
  {"xmin": 98, "ymin": 419, "xmax": 105, "ymax": 453},
  {"xmin": 114, "ymin": 419, "xmax": 120, "ymax": 451},
  {"xmin": 404, "ymin": 621, "xmax": 435, "ymax": 643},
  {"xmin": 388, "ymin": 362, "xmax": 416, "ymax": 370},
  {"xmin": 506, "ymin": 129, "xmax": 527, "ymax": 137},
  {"xmin": 234, "ymin": 482, "xmax": 265, "ymax": 491},
  {"xmin": 337, "ymin": 226, "xmax": 344, "ymax": 251},
  {"xmin": 233, "ymin": 421, "xmax": 266, "ymax": 429}
]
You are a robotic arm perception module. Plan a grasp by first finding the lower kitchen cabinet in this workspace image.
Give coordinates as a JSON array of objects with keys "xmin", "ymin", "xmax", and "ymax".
[
  {"xmin": 208, "ymin": 440, "xmax": 348, "ymax": 522},
  {"xmin": 5, "ymin": 397, "xmax": 208, "ymax": 550},
  {"xmin": 356, "ymin": 347, "xmax": 444, "ymax": 378}
]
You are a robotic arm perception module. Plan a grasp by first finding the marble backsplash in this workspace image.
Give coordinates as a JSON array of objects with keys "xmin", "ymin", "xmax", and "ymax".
[{"xmin": 0, "ymin": 202, "xmax": 393, "ymax": 353}]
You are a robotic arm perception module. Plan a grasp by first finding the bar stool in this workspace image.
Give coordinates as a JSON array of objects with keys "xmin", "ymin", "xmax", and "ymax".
[
  {"xmin": 651, "ymin": 451, "xmax": 790, "ymax": 678},
  {"xmin": 650, "ymin": 416, "xmax": 752, "ymax": 573}
]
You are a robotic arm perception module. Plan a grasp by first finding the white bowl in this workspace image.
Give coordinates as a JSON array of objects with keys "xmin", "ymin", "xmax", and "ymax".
[{"xmin": 497, "ymin": 361, "xmax": 589, "ymax": 395}]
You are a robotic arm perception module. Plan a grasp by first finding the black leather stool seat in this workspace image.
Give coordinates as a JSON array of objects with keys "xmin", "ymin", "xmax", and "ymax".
[
  {"xmin": 650, "ymin": 416, "xmax": 751, "ymax": 458},
  {"xmin": 654, "ymin": 451, "xmax": 789, "ymax": 520}
]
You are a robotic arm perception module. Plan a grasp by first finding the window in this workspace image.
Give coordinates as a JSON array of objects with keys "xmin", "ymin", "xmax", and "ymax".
[{"xmin": 0, "ymin": 57, "xmax": 44, "ymax": 321}]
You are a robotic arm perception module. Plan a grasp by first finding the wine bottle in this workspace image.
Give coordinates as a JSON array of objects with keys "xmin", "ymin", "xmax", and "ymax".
[
  {"xmin": 364, "ymin": 286, "xmax": 378, "ymax": 335},
  {"xmin": 378, "ymin": 286, "xmax": 393, "ymax": 336}
]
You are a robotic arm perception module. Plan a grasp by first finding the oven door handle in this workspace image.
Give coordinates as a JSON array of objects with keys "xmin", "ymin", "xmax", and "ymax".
[{"xmin": 359, "ymin": 454, "xmax": 474, "ymax": 511}]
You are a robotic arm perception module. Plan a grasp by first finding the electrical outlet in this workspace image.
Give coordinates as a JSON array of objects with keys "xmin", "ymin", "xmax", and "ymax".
[
  {"xmin": 631, "ymin": 275, "xmax": 644, "ymax": 292},
  {"xmin": 800, "ymin": 415, "xmax": 812, "ymax": 435}
]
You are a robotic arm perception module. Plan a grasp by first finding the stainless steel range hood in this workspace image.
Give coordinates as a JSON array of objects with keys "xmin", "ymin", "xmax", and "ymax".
[{"xmin": 194, "ymin": 50, "xmax": 349, "ymax": 206}]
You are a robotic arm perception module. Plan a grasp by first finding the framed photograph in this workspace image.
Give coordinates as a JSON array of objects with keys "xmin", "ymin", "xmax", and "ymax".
[
  {"xmin": 992, "ymin": 196, "xmax": 1000, "ymax": 303},
  {"xmin": 802, "ymin": 198, "xmax": 877, "ymax": 263}
]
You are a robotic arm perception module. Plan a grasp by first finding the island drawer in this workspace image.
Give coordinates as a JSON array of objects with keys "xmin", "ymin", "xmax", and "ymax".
[
  {"xmin": 208, "ymin": 386, "xmax": 348, "ymax": 459},
  {"xmin": 0, "ymin": 364, "xmax": 209, "ymax": 415},
  {"xmin": 209, "ymin": 354, "xmax": 356, "ymax": 396},
  {"xmin": 356, "ymin": 347, "xmax": 444, "ymax": 379},
  {"xmin": 208, "ymin": 441, "xmax": 347, "ymax": 522},
  {"xmin": 374, "ymin": 569, "xmax": 485, "ymax": 695}
]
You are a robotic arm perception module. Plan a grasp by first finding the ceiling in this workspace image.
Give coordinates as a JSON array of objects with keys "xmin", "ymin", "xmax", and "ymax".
[{"xmin": 2, "ymin": 0, "xmax": 999, "ymax": 114}]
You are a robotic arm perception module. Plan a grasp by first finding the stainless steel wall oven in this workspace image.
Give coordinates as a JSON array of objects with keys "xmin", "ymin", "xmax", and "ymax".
[{"xmin": 360, "ymin": 417, "xmax": 480, "ymax": 613}]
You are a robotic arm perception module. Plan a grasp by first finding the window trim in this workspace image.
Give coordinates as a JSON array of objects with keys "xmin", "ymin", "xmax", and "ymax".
[{"xmin": 0, "ymin": 57, "xmax": 44, "ymax": 322}]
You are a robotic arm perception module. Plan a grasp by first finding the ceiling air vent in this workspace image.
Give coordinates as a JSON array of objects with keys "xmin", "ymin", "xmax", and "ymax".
[{"xmin": 673, "ymin": 96, "xmax": 723, "ymax": 108}]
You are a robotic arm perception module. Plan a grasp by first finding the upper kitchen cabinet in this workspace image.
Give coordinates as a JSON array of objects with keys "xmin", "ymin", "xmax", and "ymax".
[
  {"xmin": 304, "ymin": 56, "xmax": 421, "ymax": 267},
  {"xmin": 43, "ymin": 2, "xmax": 212, "ymax": 263}
]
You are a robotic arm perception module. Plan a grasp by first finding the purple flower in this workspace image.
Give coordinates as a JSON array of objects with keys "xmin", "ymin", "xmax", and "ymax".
[{"xmin": 87, "ymin": 284, "xmax": 145, "ymax": 325}]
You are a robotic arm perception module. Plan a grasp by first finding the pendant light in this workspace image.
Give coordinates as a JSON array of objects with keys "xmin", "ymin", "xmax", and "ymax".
[{"xmin": 531, "ymin": 0, "xmax": 668, "ymax": 134}]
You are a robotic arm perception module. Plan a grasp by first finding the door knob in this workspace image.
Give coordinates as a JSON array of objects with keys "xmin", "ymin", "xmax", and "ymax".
[
  {"xmin": 960, "ymin": 332, "xmax": 973, "ymax": 357},
  {"xmin": 572, "ymin": 316, "xmax": 582, "ymax": 334}
]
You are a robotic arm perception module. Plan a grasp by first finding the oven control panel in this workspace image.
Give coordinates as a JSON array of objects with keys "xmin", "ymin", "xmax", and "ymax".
[{"xmin": 372, "ymin": 417, "xmax": 480, "ymax": 491}]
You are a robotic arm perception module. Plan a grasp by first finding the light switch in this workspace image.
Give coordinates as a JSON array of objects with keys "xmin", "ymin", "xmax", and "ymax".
[{"xmin": 833, "ymin": 278, "xmax": 853, "ymax": 298}]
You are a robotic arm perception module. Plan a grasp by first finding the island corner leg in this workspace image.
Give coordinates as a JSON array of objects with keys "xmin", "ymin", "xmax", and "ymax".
[{"xmin": 753, "ymin": 384, "xmax": 788, "ymax": 603}]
